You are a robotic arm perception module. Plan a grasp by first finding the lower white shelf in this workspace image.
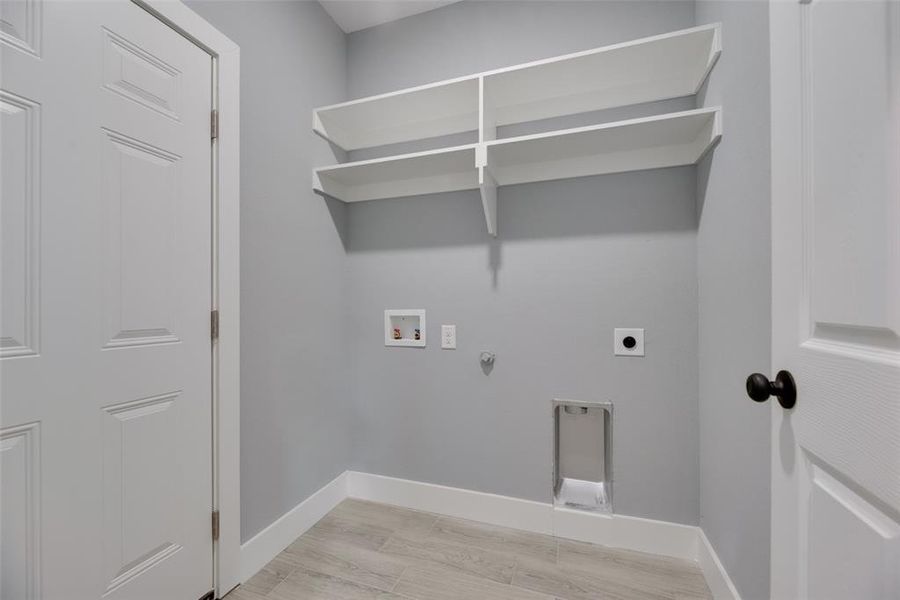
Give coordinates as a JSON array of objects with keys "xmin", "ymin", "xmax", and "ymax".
[
  {"xmin": 485, "ymin": 107, "xmax": 721, "ymax": 186},
  {"xmin": 313, "ymin": 145, "xmax": 479, "ymax": 203},
  {"xmin": 312, "ymin": 107, "xmax": 721, "ymax": 236}
]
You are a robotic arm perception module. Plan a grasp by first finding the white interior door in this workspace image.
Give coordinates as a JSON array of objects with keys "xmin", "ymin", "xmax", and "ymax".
[
  {"xmin": 1, "ymin": 1, "xmax": 214, "ymax": 598},
  {"xmin": 770, "ymin": 1, "xmax": 900, "ymax": 598}
]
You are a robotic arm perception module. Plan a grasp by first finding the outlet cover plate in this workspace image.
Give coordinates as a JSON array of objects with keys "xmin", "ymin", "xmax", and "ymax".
[
  {"xmin": 614, "ymin": 328, "xmax": 644, "ymax": 357},
  {"xmin": 441, "ymin": 325, "xmax": 456, "ymax": 349}
]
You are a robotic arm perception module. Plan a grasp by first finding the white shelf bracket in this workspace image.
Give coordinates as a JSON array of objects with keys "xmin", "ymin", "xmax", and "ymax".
[
  {"xmin": 479, "ymin": 169, "xmax": 497, "ymax": 237},
  {"xmin": 312, "ymin": 169, "xmax": 348, "ymax": 201},
  {"xmin": 477, "ymin": 144, "xmax": 497, "ymax": 236},
  {"xmin": 478, "ymin": 76, "xmax": 497, "ymax": 143},
  {"xmin": 312, "ymin": 169, "xmax": 325, "ymax": 197},
  {"xmin": 312, "ymin": 111, "xmax": 331, "ymax": 145}
]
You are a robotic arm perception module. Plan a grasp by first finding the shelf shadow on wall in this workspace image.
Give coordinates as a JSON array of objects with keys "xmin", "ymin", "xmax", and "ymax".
[
  {"xmin": 323, "ymin": 193, "xmax": 352, "ymax": 251},
  {"xmin": 694, "ymin": 76, "xmax": 715, "ymax": 224},
  {"xmin": 336, "ymin": 166, "xmax": 699, "ymax": 288},
  {"xmin": 695, "ymin": 150, "xmax": 714, "ymax": 225}
]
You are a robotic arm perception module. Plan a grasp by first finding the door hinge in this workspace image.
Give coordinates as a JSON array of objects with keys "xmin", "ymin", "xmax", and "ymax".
[
  {"xmin": 210, "ymin": 309, "xmax": 219, "ymax": 342},
  {"xmin": 210, "ymin": 109, "xmax": 219, "ymax": 140},
  {"xmin": 211, "ymin": 509, "xmax": 220, "ymax": 542}
]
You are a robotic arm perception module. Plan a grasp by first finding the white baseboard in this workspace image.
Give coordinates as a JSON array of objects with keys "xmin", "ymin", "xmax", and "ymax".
[
  {"xmin": 346, "ymin": 471, "xmax": 554, "ymax": 535},
  {"xmin": 696, "ymin": 528, "xmax": 743, "ymax": 600},
  {"xmin": 552, "ymin": 505, "xmax": 698, "ymax": 560},
  {"xmin": 239, "ymin": 471, "xmax": 348, "ymax": 581},
  {"xmin": 240, "ymin": 470, "xmax": 738, "ymax": 600},
  {"xmin": 347, "ymin": 471, "xmax": 695, "ymax": 560}
]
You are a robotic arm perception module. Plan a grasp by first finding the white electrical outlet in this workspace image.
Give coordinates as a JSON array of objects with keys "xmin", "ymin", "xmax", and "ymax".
[
  {"xmin": 614, "ymin": 328, "xmax": 644, "ymax": 356},
  {"xmin": 441, "ymin": 325, "xmax": 456, "ymax": 349}
]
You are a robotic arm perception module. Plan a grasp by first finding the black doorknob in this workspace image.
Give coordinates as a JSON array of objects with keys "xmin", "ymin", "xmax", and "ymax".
[{"xmin": 745, "ymin": 370, "xmax": 796, "ymax": 409}]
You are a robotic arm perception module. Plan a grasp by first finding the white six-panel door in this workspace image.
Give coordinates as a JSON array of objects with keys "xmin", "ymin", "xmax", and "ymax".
[
  {"xmin": 770, "ymin": 0, "xmax": 900, "ymax": 598},
  {"xmin": 1, "ymin": 1, "xmax": 214, "ymax": 598}
]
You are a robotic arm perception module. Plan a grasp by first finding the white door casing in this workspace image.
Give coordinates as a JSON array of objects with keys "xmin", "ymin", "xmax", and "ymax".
[
  {"xmin": 1, "ymin": 1, "xmax": 215, "ymax": 599},
  {"xmin": 770, "ymin": 1, "xmax": 900, "ymax": 598}
]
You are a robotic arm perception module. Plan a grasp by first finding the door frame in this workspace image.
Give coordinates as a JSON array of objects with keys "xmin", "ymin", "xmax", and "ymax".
[{"xmin": 130, "ymin": 1, "xmax": 241, "ymax": 596}]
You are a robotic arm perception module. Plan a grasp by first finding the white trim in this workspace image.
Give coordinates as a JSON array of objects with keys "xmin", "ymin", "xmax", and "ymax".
[
  {"xmin": 553, "ymin": 506, "xmax": 697, "ymax": 560},
  {"xmin": 349, "ymin": 472, "xmax": 738, "ymax": 597},
  {"xmin": 242, "ymin": 470, "xmax": 738, "ymax": 600},
  {"xmin": 697, "ymin": 528, "xmax": 743, "ymax": 600},
  {"xmin": 239, "ymin": 472, "xmax": 348, "ymax": 582},
  {"xmin": 347, "ymin": 471, "xmax": 553, "ymax": 534},
  {"xmin": 136, "ymin": 0, "xmax": 238, "ymax": 55},
  {"xmin": 130, "ymin": 2, "xmax": 241, "ymax": 596},
  {"xmin": 210, "ymin": 36, "xmax": 241, "ymax": 600},
  {"xmin": 347, "ymin": 472, "xmax": 698, "ymax": 559}
]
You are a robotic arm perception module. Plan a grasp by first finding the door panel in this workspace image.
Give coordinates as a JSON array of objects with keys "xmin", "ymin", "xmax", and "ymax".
[
  {"xmin": 806, "ymin": 465, "xmax": 900, "ymax": 600},
  {"xmin": 771, "ymin": 0, "xmax": 900, "ymax": 598},
  {"xmin": 102, "ymin": 27, "xmax": 182, "ymax": 121},
  {"xmin": 807, "ymin": 1, "xmax": 900, "ymax": 343},
  {"xmin": 0, "ymin": 2, "xmax": 214, "ymax": 598},
  {"xmin": 0, "ymin": 0, "xmax": 41, "ymax": 57},
  {"xmin": 0, "ymin": 422, "xmax": 41, "ymax": 600},
  {"xmin": 102, "ymin": 128, "xmax": 182, "ymax": 349},
  {"xmin": 0, "ymin": 89, "xmax": 40, "ymax": 358},
  {"xmin": 101, "ymin": 392, "xmax": 181, "ymax": 592}
]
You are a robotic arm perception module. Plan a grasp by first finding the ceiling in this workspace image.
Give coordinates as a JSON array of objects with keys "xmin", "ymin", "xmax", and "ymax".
[{"xmin": 319, "ymin": 0, "xmax": 463, "ymax": 33}]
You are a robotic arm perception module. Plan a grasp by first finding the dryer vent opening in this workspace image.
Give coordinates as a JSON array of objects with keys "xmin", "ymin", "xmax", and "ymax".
[{"xmin": 553, "ymin": 400, "xmax": 612, "ymax": 513}]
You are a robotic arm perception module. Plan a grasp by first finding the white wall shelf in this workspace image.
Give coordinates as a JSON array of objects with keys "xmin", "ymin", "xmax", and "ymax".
[
  {"xmin": 314, "ymin": 77, "xmax": 479, "ymax": 151},
  {"xmin": 484, "ymin": 108, "xmax": 722, "ymax": 187},
  {"xmin": 313, "ymin": 144, "xmax": 480, "ymax": 203},
  {"xmin": 313, "ymin": 107, "xmax": 721, "ymax": 234},
  {"xmin": 314, "ymin": 24, "xmax": 720, "ymax": 151},
  {"xmin": 312, "ymin": 24, "xmax": 723, "ymax": 236},
  {"xmin": 481, "ymin": 24, "xmax": 721, "ymax": 133}
]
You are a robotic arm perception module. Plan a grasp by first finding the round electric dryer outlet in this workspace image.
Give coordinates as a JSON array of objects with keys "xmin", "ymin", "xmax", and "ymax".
[{"xmin": 614, "ymin": 328, "xmax": 645, "ymax": 356}]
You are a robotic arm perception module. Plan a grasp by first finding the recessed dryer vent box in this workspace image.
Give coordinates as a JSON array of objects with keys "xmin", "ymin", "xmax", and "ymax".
[
  {"xmin": 553, "ymin": 399, "xmax": 612, "ymax": 513},
  {"xmin": 384, "ymin": 309, "xmax": 426, "ymax": 347}
]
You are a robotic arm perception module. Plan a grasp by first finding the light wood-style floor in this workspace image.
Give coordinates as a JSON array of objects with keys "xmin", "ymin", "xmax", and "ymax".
[{"xmin": 226, "ymin": 499, "xmax": 712, "ymax": 600}]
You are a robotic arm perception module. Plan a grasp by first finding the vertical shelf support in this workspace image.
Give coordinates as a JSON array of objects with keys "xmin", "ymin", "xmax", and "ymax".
[
  {"xmin": 478, "ymin": 76, "xmax": 497, "ymax": 143},
  {"xmin": 478, "ymin": 76, "xmax": 498, "ymax": 237},
  {"xmin": 479, "ymin": 167, "xmax": 498, "ymax": 237},
  {"xmin": 477, "ymin": 145, "xmax": 497, "ymax": 237}
]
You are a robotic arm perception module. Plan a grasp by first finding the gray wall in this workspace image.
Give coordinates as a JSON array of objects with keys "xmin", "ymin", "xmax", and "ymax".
[
  {"xmin": 183, "ymin": 5, "xmax": 773, "ymax": 593},
  {"xmin": 185, "ymin": 0, "xmax": 352, "ymax": 542},
  {"xmin": 696, "ymin": 2, "xmax": 771, "ymax": 598},
  {"xmin": 345, "ymin": 1, "xmax": 702, "ymax": 526},
  {"xmin": 349, "ymin": 1, "xmax": 693, "ymax": 98}
]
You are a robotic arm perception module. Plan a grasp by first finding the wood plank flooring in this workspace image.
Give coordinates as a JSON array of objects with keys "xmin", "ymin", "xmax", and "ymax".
[{"xmin": 226, "ymin": 499, "xmax": 712, "ymax": 600}]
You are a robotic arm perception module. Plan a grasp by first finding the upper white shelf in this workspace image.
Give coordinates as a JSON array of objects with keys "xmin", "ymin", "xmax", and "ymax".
[
  {"xmin": 482, "ymin": 24, "xmax": 720, "ymax": 129},
  {"xmin": 314, "ymin": 77, "xmax": 479, "ymax": 151},
  {"xmin": 313, "ymin": 24, "xmax": 721, "ymax": 150}
]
